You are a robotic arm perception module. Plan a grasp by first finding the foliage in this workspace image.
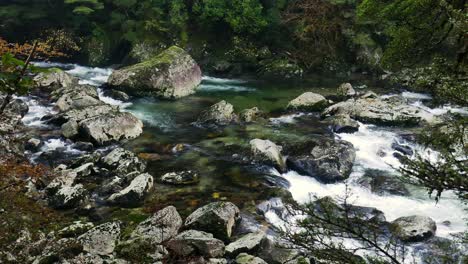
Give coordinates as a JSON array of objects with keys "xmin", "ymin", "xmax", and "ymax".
[
  {"xmin": 399, "ymin": 117, "xmax": 468, "ymax": 201},
  {"xmin": 357, "ymin": 0, "xmax": 467, "ymax": 69}
]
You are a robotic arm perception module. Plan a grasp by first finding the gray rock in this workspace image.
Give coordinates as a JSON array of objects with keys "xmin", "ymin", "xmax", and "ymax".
[
  {"xmin": 287, "ymin": 92, "xmax": 328, "ymax": 111},
  {"xmin": 107, "ymin": 173, "xmax": 154, "ymax": 207},
  {"xmin": 131, "ymin": 206, "xmax": 182, "ymax": 243},
  {"xmin": 108, "ymin": 46, "xmax": 201, "ymax": 99},
  {"xmin": 160, "ymin": 170, "xmax": 200, "ymax": 185},
  {"xmin": 101, "ymin": 148, "xmax": 146, "ymax": 175},
  {"xmin": 103, "ymin": 89, "xmax": 130, "ymax": 101},
  {"xmin": 287, "ymin": 139, "xmax": 356, "ymax": 183},
  {"xmin": 240, "ymin": 107, "xmax": 263, "ymax": 123},
  {"xmin": 337, "ymin": 83, "xmax": 356, "ymax": 97},
  {"xmin": 322, "ymin": 96, "xmax": 422, "ymax": 126},
  {"xmin": 25, "ymin": 138, "xmax": 42, "ymax": 151},
  {"xmin": 324, "ymin": 114, "xmax": 360, "ymax": 133},
  {"xmin": 225, "ymin": 232, "xmax": 266, "ymax": 257},
  {"xmin": 207, "ymin": 258, "xmax": 228, "ymax": 264},
  {"xmin": 167, "ymin": 230, "xmax": 225, "ymax": 258},
  {"xmin": 62, "ymin": 120, "xmax": 79, "ymax": 139},
  {"xmin": 49, "ymin": 184, "xmax": 87, "ymax": 209},
  {"xmin": 391, "ymin": 215, "xmax": 436, "ymax": 242},
  {"xmin": 62, "ymin": 104, "xmax": 117, "ymax": 123},
  {"xmin": 34, "ymin": 70, "xmax": 78, "ymax": 89},
  {"xmin": 357, "ymin": 169, "xmax": 409, "ymax": 196},
  {"xmin": 78, "ymin": 222, "xmax": 121, "ymax": 256},
  {"xmin": 258, "ymin": 238, "xmax": 307, "ymax": 264},
  {"xmin": 79, "ymin": 112, "xmax": 143, "ymax": 145},
  {"xmin": 58, "ymin": 221, "xmax": 95, "ymax": 238},
  {"xmin": 185, "ymin": 202, "xmax": 240, "ymax": 241},
  {"xmin": 195, "ymin": 100, "xmax": 238, "ymax": 127},
  {"xmin": 235, "ymin": 253, "xmax": 268, "ymax": 264},
  {"xmin": 55, "ymin": 85, "xmax": 102, "ymax": 112},
  {"xmin": 250, "ymin": 139, "xmax": 286, "ymax": 172}
]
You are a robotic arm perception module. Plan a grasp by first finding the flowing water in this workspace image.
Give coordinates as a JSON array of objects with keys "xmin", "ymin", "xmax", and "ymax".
[{"xmin": 24, "ymin": 63, "xmax": 467, "ymax": 262}]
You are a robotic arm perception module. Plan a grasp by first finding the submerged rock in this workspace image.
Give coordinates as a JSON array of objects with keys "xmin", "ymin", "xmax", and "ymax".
[
  {"xmin": 167, "ymin": 230, "xmax": 225, "ymax": 258},
  {"xmin": 108, "ymin": 46, "xmax": 202, "ymax": 99},
  {"xmin": 131, "ymin": 206, "xmax": 182, "ymax": 243},
  {"xmin": 287, "ymin": 92, "xmax": 328, "ymax": 111},
  {"xmin": 287, "ymin": 139, "xmax": 356, "ymax": 183},
  {"xmin": 79, "ymin": 112, "xmax": 143, "ymax": 145},
  {"xmin": 185, "ymin": 202, "xmax": 240, "ymax": 241},
  {"xmin": 195, "ymin": 100, "xmax": 238, "ymax": 128},
  {"xmin": 391, "ymin": 215, "xmax": 436, "ymax": 242},
  {"xmin": 107, "ymin": 173, "xmax": 153, "ymax": 207},
  {"xmin": 250, "ymin": 139, "xmax": 286, "ymax": 172},
  {"xmin": 160, "ymin": 170, "xmax": 200, "ymax": 185}
]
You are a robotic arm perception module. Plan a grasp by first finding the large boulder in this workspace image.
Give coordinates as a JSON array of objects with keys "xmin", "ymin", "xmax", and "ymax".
[
  {"xmin": 250, "ymin": 139, "xmax": 286, "ymax": 172},
  {"xmin": 225, "ymin": 232, "xmax": 266, "ymax": 257},
  {"xmin": 322, "ymin": 96, "xmax": 422, "ymax": 126},
  {"xmin": 55, "ymin": 85, "xmax": 102, "ymax": 112},
  {"xmin": 48, "ymin": 184, "xmax": 87, "ymax": 209},
  {"xmin": 337, "ymin": 83, "xmax": 356, "ymax": 98},
  {"xmin": 324, "ymin": 114, "xmax": 360, "ymax": 133},
  {"xmin": 391, "ymin": 215, "xmax": 437, "ymax": 242},
  {"xmin": 194, "ymin": 100, "xmax": 238, "ymax": 128},
  {"xmin": 108, "ymin": 46, "xmax": 202, "ymax": 99},
  {"xmin": 101, "ymin": 148, "xmax": 147, "ymax": 175},
  {"xmin": 167, "ymin": 230, "xmax": 225, "ymax": 258},
  {"xmin": 287, "ymin": 92, "xmax": 328, "ymax": 111},
  {"xmin": 79, "ymin": 112, "xmax": 143, "ymax": 145},
  {"xmin": 185, "ymin": 202, "xmax": 240, "ymax": 241},
  {"xmin": 78, "ymin": 222, "xmax": 121, "ymax": 256},
  {"xmin": 287, "ymin": 139, "xmax": 356, "ymax": 183},
  {"xmin": 34, "ymin": 70, "xmax": 78, "ymax": 90},
  {"xmin": 131, "ymin": 206, "xmax": 182, "ymax": 243},
  {"xmin": 107, "ymin": 173, "xmax": 153, "ymax": 207},
  {"xmin": 61, "ymin": 104, "xmax": 117, "ymax": 123}
]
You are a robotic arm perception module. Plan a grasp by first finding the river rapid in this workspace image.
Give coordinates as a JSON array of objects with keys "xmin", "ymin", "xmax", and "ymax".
[{"xmin": 23, "ymin": 62, "xmax": 467, "ymax": 263}]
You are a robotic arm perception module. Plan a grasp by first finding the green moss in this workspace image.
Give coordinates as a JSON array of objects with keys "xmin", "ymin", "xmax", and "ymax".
[{"xmin": 125, "ymin": 46, "xmax": 186, "ymax": 71}]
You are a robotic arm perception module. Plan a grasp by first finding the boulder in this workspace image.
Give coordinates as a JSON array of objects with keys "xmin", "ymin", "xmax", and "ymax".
[
  {"xmin": 107, "ymin": 173, "xmax": 153, "ymax": 207},
  {"xmin": 287, "ymin": 92, "xmax": 328, "ymax": 111},
  {"xmin": 322, "ymin": 96, "xmax": 422, "ymax": 126},
  {"xmin": 287, "ymin": 139, "xmax": 356, "ymax": 183},
  {"xmin": 225, "ymin": 232, "xmax": 266, "ymax": 257},
  {"xmin": 61, "ymin": 120, "xmax": 79, "ymax": 139},
  {"xmin": 25, "ymin": 138, "xmax": 43, "ymax": 152},
  {"xmin": 101, "ymin": 148, "xmax": 147, "ymax": 175},
  {"xmin": 167, "ymin": 230, "xmax": 225, "ymax": 258},
  {"xmin": 108, "ymin": 46, "xmax": 202, "ymax": 99},
  {"xmin": 55, "ymin": 85, "xmax": 102, "ymax": 112},
  {"xmin": 235, "ymin": 253, "xmax": 268, "ymax": 264},
  {"xmin": 391, "ymin": 215, "xmax": 436, "ymax": 242},
  {"xmin": 79, "ymin": 112, "xmax": 143, "ymax": 145},
  {"xmin": 240, "ymin": 107, "xmax": 263, "ymax": 123},
  {"xmin": 337, "ymin": 83, "xmax": 356, "ymax": 97},
  {"xmin": 103, "ymin": 89, "xmax": 130, "ymax": 101},
  {"xmin": 324, "ymin": 114, "xmax": 360, "ymax": 133},
  {"xmin": 58, "ymin": 221, "xmax": 95, "ymax": 238},
  {"xmin": 61, "ymin": 104, "xmax": 117, "ymax": 123},
  {"xmin": 78, "ymin": 222, "xmax": 121, "ymax": 256},
  {"xmin": 116, "ymin": 238, "xmax": 168, "ymax": 263},
  {"xmin": 250, "ymin": 139, "xmax": 286, "ymax": 172},
  {"xmin": 357, "ymin": 169, "xmax": 409, "ymax": 196},
  {"xmin": 185, "ymin": 202, "xmax": 240, "ymax": 241},
  {"xmin": 131, "ymin": 206, "xmax": 182, "ymax": 243},
  {"xmin": 258, "ymin": 238, "xmax": 308, "ymax": 264},
  {"xmin": 48, "ymin": 184, "xmax": 87, "ymax": 209},
  {"xmin": 195, "ymin": 100, "xmax": 238, "ymax": 127},
  {"xmin": 160, "ymin": 170, "xmax": 200, "ymax": 185},
  {"xmin": 34, "ymin": 70, "xmax": 78, "ymax": 89}
]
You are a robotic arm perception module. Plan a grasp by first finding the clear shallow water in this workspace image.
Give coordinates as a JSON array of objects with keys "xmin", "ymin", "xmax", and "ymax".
[{"xmin": 24, "ymin": 63, "xmax": 468, "ymax": 261}]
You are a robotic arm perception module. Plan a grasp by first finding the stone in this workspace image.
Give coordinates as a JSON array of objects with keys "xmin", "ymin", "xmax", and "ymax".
[
  {"xmin": 131, "ymin": 206, "xmax": 183, "ymax": 243},
  {"xmin": 225, "ymin": 232, "xmax": 266, "ymax": 257},
  {"xmin": 391, "ymin": 215, "xmax": 437, "ymax": 242},
  {"xmin": 195, "ymin": 100, "xmax": 238, "ymax": 127},
  {"xmin": 357, "ymin": 169, "xmax": 409, "ymax": 196},
  {"xmin": 287, "ymin": 139, "xmax": 356, "ymax": 183},
  {"xmin": 160, "ymin": 170, "xmax": 200, "ymax": 185},
  {"xmin": 235, "ymin": 253, "xmax": 268, "ymax": 264},
  {"xmin": 167, "ymin": 230, "xmax": 225, "ymax": 258},
  {"xmin": 58, "ymin": 221, "xmax": 95, "ymax": 238},
  {"xmin": 240, "ymin": 107, "xmax": 263, "ymax": 123},
  {"xmin": 108, "ymin": 46, "xmax": 202, "ymax": 99},
  {"xmin": 250, "ymin": 139, "xmax": 286, "ymax": 172},
  {"xmin": 61, "ymin": 120, "xmax": 79, "ymax": 139},
  {"xmin": 337, "ymin": 83, "xmax": 356, "ymax": 97},
  {"xmin": 107, "ymin": 173, "xmax": 154, "ymax": 207},
  {"xmin": 185, "ymin": 202, "xmax": 240, "ymax": 241},
  {"xmin": 101, "ymin": 148, "xmax": 147, "ymax": 175},
  {"xmin": 324, "ymin": 114, "xmax": 360, "ymax": 133},
  {"xmin": 55, "ymin": 85, "xmax": 102, "ymax": 112},
  {"xmin": 78, "ymin": 222, "xmax": 121, "ymax": 256},
  {"xmin": 103, "ymin": 89, "xmax": 130, "ymax": 101},
  {"xmin": 258, "ymin": 238, "xmax": 307, "ymax": 264},
  {"xmin": 34, "ymin": 70, "xmax": 78, "ymax": 89},
  {"xmin": 61, "ymin": 104, "xmax": 117, "ymax": 123},
  {"xmin": 49, "ymin": 184, "xmax": 87, "ymax": 209},
  {"xmin": 79, "ymin": 112, "xmax": 143, "ymax": 145},
  {"xmin": 25, "ymin": 138, "xmax": 42, "ymax": 151},
  {"xmin": 287, "ymin": 92, "xmax": 328, "ymax": 111}
]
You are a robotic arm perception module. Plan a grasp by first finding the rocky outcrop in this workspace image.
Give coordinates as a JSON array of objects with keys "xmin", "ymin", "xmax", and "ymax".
[
  {"xmin": 250, "ymin": 139, "xmax": 286, "ymax": 172},
  {"xmin": 287, "ymin": 139, "xmax": 356, "ymax": 183},
  {"xmin": 108, "ymin": 46, "xmax": 202, "ymax": 99},
  {"xmin": 131, "ymin": 206, "xmax": 182, "ymax": 243},
  {"xmin": 167, "ymin": 230, "xmax": 225, "ymax": 258},
  {"xmin": 322, "ymin": 96, "xmax": 422, "ymax": 125},
  {"xmin": 107, "ymin": 173, "xmax": 153, "ymax": 207},
  {"xmin": 287, "ymin": 92, "xmax": 328, "ymax": 111},
  {"xmin": 391, "ymin": 215, "xmax": 437, "ymax": 242},
  {"xmin": 79, "ymin": 112, "xmax": 143, "ymax": 145},
  {"xmin": 185, "ymin": 202, "xmax": 240, "ymax": 241},
  {"xmin": 160, "ymin": 170, "xmax": 200, "ymax": 185},
  {"xmin": 78, "ymin": 222, "xmax": 121, "ymax": 255},
  {"xmin": 194, "ymin": 100, "xmax": 239, "ymax": 128}
]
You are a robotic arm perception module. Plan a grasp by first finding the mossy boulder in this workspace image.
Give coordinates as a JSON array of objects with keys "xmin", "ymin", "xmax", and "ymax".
[{"xmin": 108, "ymin": 46, "xmax": 202, "ymax": 99}]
